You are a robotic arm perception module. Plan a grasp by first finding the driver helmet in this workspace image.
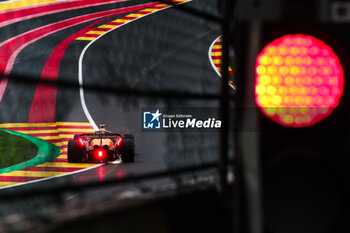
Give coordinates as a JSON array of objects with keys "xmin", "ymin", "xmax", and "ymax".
[{"xmin": 99, "ymin": 124, "xmax": 107, "ymax": 132}]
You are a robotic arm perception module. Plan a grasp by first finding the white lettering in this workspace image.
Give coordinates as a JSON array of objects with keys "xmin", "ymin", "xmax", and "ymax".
[
  {"xmin": 178, "ymin": 121, "xmax": 184, "ymax": 128},
  {"xmin": 163, "ymin": 119, "xmax": 169, "ymax": 128},
  {"xmin": 173, "ymin": 120, "xmax": 178, "ymax": 128},
  {"xmin": 196, "ymin": 120, "xmax": 203, "ymax": 128},
  {"xmin": 162, "ymin": 117, "xmax": 221, "ymax": 129},
  {"xmin": 145, "ymin": 123, "xmax": 153, "ymax": 128},
  {"xmin": 203, "ymin": 119, "xmax": 211, "ymax": 128},
  {"xmin": 186, "ymin": 118, "xmax": 196, "ymax": 127}
]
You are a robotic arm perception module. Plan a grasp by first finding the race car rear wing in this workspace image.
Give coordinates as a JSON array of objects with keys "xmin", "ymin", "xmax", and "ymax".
[{"xmin": 73, "ymin": 133, "xmax": 122, "ymax": 140}]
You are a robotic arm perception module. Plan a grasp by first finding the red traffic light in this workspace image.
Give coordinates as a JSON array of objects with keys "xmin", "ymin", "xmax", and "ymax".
[{"xmin": 255, "ymin": 34, "xmax": 344, "ymax": 127}]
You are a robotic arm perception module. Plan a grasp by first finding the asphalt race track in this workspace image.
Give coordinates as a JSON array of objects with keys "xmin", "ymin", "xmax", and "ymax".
[{"xmin": 0, "ymin": 0, "xmax": 230, "ymax": 200}]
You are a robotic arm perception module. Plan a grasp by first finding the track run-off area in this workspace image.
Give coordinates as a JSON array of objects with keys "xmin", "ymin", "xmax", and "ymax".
[
  {"xmin": 0, "ymin": 0, "xmax": 198, "ymax": 189},
  {"xmin": 0, "ymin": 122, "xmax": 97, "ymax": 188}
]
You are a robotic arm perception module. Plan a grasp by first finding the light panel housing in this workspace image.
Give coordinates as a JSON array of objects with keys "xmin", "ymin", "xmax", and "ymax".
[{"xmin": 255, "ymin": 34, "xmax": 344, "ymax": 127}]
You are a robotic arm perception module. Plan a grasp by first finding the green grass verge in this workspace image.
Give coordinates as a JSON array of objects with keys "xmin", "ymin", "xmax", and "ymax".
[{"xmin": 0, "ymin": 130, "xmax": 38, "ymax": 169}]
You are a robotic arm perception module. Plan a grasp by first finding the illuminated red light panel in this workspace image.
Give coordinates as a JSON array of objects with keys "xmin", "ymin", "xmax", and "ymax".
[
  {"xmin": 95, "ymin": 149, "xmax": 105, "ymax": 159},
  {"xmin": 255, "ymin": 34, "xmax": 344, "ymax": 127}
]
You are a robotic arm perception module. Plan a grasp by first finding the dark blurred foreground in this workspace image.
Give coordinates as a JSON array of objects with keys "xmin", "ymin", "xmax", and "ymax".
[{"xmin": 38, "ymin": 187, "xmax": 233, "ymax": 233}]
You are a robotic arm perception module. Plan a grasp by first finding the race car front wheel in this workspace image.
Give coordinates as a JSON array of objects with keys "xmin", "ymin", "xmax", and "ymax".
[
  {"xmin": 68, "ymin": 140, "xmax": 84, "ymax": 163},
  {"xmin": 120, "ymin": 135, "xmax": 135, "ymax": 163}
]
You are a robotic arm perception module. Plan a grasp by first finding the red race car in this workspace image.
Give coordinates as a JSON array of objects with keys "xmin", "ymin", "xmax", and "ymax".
[{"xmin": 67, "ymin": 125, "xmax": 135, "ymax": 163}]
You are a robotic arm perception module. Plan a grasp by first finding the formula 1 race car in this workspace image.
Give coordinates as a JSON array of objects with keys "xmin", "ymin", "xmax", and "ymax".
[{"xmin": 67, "ymin": 125, "xmax": 135, "ymax": 163}]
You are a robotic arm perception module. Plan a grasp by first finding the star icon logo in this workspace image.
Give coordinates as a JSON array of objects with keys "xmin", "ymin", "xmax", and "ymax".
[
  {"xmin": 143, "ymin": 109, "xmax": 162, "ymax": 129},
  {"xmin": 150, "ymin": 109, "xmax": 162, "ymax": 122}
]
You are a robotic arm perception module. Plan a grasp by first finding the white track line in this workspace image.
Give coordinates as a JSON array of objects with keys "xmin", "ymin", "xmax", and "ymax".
[
  {"xmin": 208, "ymin": 35, "xmax": 236, "ymax": 90},
  {"xmin": 0, "ymin": 2, "xmax": 170, "ymax": 191},
  {"xmin": 0, "ymin": 1, "xmax": 195, "ymax": 191},
  {"xmin": 78, "ymin": 0, "xmax": 192, "ymax": 131},
  {"xmin": 0, "ymin": 1, "xmax": 193, "ymax": 191}
]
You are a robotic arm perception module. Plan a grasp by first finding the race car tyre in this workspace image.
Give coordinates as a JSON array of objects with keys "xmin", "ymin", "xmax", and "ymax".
[
  {"xmin": 68, "ymin": 140, "xmax": 84, "ymax": 163},
  {"xmin": 120, "ymin": 136, "xmax": 135, "ymax": 163}
]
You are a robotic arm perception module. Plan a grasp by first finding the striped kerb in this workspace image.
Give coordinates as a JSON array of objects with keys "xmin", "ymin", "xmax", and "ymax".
[
  {"xmin": 210, "ymin": 38, "xmax": 235, "ymax": 87},
  {"xmin": 75, "ymin": 0, "xmax": 190, "ymax": 41},
  {"xmin": 0, "ymin": 122, "xmax": 96, "ymax": 187}
]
